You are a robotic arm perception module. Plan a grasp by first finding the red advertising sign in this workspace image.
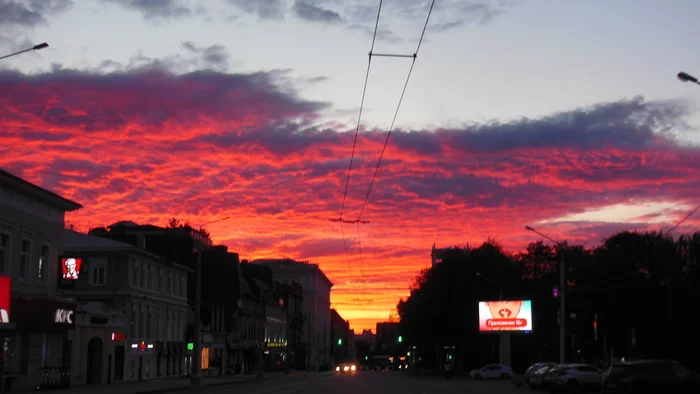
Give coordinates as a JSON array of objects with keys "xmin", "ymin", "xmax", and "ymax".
[
  {"xmin": 111, "ymin": 332, "xmax": 125, "ymax": 342},
  {"xmin": 60, "ymin": 257, "xmax": 82, "ymax": 280},
  {"xmin": 0, "ymin": 276, "xmax": 10, "ymax": 323}
]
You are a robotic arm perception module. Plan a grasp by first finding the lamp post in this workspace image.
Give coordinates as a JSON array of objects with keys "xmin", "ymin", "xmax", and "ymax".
[
  {"xmin": 0, "ymin": 42, "xmax": 49, "ymax": 60},
  {"xmin": 525, "ymin": 225, "xmax": 566, "ymax": 364},
  {"xmin": 677, "ymin": 71, "xmax": 700, "ymax": 85},
  {"xmin": 191, "ymin": 216, "xmax": 230, "ymax": 385},
  {"xmin": 475, "ymin": 272, "xmax": 510, "ymax": 366}
]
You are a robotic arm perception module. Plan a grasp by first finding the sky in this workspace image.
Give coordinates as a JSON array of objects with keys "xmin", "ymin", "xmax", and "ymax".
[{"xmin": 1, "ymin": 0, "xmax": 700, "ymax": 332}]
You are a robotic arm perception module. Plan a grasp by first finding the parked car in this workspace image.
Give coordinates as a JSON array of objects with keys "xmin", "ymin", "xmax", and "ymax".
[
  {"xmin": 542, "ymin": 363, "xmax": 603, "ymax": 392},
  {"xmin": 528, "ymin": 365, "xmax": 557, "ymax": 389},
  {"xmin": 601, "ymin": 359, "xmax": 699, "ymax": 393},
  {"xmin": 469, "ymin": 364, "xmax": 513, "ymax": 380},
  {"xmin": 525, "ymin": 362, "xmax": 558, "ymax": 385}
]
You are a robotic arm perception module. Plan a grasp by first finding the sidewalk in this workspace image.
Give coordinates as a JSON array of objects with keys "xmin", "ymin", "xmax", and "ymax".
[{"xmin": 30, "ymin": 372, "xmax": 288, "ymax": 394}]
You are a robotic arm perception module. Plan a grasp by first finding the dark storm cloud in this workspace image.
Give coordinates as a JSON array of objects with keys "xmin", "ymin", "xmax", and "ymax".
[
  {"xmin": 0, "ymin": 0, "xmax": 73, "ymax": 27},
  {"xmin": 292, "ymin": 1, "xmax": 342, "ymax": 23},
  {"xmin": 102, "ymin": 0, "xmax": 192, "ymax": 19},
  {"xmin": 226, "ymin": 0, "xmax": 285, "ymax": 20}
]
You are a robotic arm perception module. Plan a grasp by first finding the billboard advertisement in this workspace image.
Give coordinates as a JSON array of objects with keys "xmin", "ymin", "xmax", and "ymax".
[
  {"xmin": 478, "ymin": 300, "xmax": 532, "ymax": 332},
  {"xmin": 61, "ymin": 257, "xmax": 82, "ymax": 280},
  {"xmin": 0, "ymin": 276, "xmax": 10, "ymax": 323}
]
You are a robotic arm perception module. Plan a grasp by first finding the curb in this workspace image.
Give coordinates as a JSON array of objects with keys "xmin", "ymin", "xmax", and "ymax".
[{"xmin": 131, "ymin": 374, "xmax": 278, "ymax": 394}]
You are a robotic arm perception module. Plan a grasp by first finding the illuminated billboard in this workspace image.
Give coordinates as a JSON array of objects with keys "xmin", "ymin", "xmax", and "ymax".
[
  {"xmin": 0, "ymin": 276, "xmax": 10, "ymax": 323},
  {"xmin": 61, "ymin": 257, "xmax": 82, "ymax": 280},
  {"xmin": 478, "ymin": 300, "xmax": 532, "ymax": 332}
]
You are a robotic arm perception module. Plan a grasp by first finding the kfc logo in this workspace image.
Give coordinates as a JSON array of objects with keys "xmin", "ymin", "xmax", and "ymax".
[
  {"xmin": 54, "ymin": 309, "xmax": 73, "ymax": 324},
  {"xmin": 61, "ymin": 257, "xmax": 81, "ymax": 280},
  {"xmin": 0, "ymin": 276, "xmax": 9, "ymax": 324}
]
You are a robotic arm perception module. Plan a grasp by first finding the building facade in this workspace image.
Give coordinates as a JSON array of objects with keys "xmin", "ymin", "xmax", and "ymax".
[
  {"xmin": 330, "ymin": 309, "xmax": 351, "ymax": 365},
  {"xmin": 251, "ymin": 259, "xmax": 333, "ymax": 370},
  {"xmin": 63, "ymin": 230, "xmax": 190, "ymax": 384},
  {"xmin": 0, "ymin": 169, "xmax": 82, "ymax": 391}
]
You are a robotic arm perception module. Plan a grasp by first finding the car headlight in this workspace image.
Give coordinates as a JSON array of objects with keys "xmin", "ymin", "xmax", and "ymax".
[
  {"xmin": 343, "ymin": 366, "xmax": 350, "ymax": 371},
  {"xmin": 336, "ymin": 366, "xmax": 340, "ymax": 371},
  {"xmin": 351, "ymin": 365, "xmax": 356, "ymax": 371}
]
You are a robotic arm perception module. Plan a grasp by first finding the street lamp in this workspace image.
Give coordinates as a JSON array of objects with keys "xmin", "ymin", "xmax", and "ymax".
[
  {"xmin": 475, "ymin": 272, "xmax": 509, "ymax": 365},
  {"xmin": 677, "ymin": 71, "xmax": 700, "ymax": 85},
  {"xmin": 525, "ymin": 225, "xmax": 567, "ymax": 364},
  {"xmin": 0, "ymin": 42, "xmax": 49, "ymax": 60},
  {"xmin": 191, "ymin": 216, "xmax": 230, "ymax": 386}
]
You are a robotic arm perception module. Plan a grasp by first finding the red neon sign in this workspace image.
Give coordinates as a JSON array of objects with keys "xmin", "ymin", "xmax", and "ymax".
[
  {"xmin": 111, "ymin": 332, "xmax": 125, "ymax": 342},
  {"xmin": 0, "ymin": 276, "xmax": 10, "ymax": 323}
]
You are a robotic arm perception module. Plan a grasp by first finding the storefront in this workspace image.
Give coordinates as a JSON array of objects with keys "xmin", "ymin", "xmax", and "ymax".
[{"xmin": 4, "ymin": 295, "xmax": 75, "ymax": 391}]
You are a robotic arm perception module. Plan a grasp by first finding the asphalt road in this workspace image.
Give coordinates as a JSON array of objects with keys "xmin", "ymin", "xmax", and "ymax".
[{"xmin": 202, "ymin": 371, "xmax": 525, "ymax": 394}]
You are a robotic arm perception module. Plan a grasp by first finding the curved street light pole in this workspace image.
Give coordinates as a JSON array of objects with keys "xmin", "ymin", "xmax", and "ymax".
[
  {"xmin": 525, "ymin": 225, "xmax": 566, "ymax": 364},
  {"xmin": 0, "ymin": 42, "xmax": 49, "ymax": 60},
  {"xmin": 677, "ymin": 71, "xmax": 700, "ymax": 85}
]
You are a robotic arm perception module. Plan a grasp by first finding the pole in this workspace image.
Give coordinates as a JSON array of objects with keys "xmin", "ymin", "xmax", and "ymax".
[
  {"xmin": 191, "ymin": 249, "xmax": 202, "ymax": 385},
  {"xmin": 559, "ymin": 251, "xmax": 566, "ymax": 364}
]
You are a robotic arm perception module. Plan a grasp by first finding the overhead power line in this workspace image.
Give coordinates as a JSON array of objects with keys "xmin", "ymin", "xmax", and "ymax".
[
  {"xmin": 355, "ymin": 0, "xmax": 436, "ymax": 222},
  {"xmin": 666, "ymin": 203, "xmax": 700, "ymax": 235},
  {"xmin": 338, "ymin": 0, "xmax": 384, "ymax": 222}
]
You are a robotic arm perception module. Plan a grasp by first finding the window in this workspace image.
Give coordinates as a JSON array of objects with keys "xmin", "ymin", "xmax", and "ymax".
[
  {"xmin": 146, "ymin": 308, "xmax": 152, "ymax": 338},
  {"xmin": 89, "ymin": 258, "xmax": 107, "ymax": 286},
  {"xmin": 130, "ymin": 303, "xmax": 138, "ymax": 337},
  {"xmin": 140, "ymin": 308, "xmax": 147, "ymax": 338},
  {"xmin": 133, "ymin": 261, "xmax": 140, "ymax": 288},
  {"xmin": 37, "ymin": 244, "xmax": 49, "ymax": 284},
  {"xmin": 180, "ymin": 277, "xmax": 186, "ymax": 297},
  {"xmin": 166, "ymin": 310, "xmax": 172, "ymax": 341},
  {"xmin": 0, "ymin": 233, "xmax": 10, "ymax": 275},
  {"xmin": 19, "ymin": 238, "xmax": 31, "ymax": 281},
  {"xmin": 169, "ymin": 272, "xmax": 173, "ymax": 295},
  {"xmin": 150, "ymin": 268, "xmax": 155, "ymax": 291},
  {"xmin": 154, "ymin": 269, "xmax": 160, "ymax": 292},
  {"xmin": 141, "ymin": 265, "xmax": 147, "ymax": 288},
  {"xmin": 174, "ymin": 275, "xmax": 180, "ymax": 298}
]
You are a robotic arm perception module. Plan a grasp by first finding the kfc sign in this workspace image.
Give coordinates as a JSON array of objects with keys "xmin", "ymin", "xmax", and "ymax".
[
  {"xmin": 0, "ymin": 276, "xmax": 10, "ymax": 324},
  {"xmin": 54, "ymin": 309, "xmax": 74, "ymax": 325},
  {"xmin": 61, "ymin": 257, "xmax": 81, "ymax": 280}
]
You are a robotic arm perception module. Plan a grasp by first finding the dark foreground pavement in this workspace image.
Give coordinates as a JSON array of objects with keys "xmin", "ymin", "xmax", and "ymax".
[{"xmin": 201, "ymin": 371, "xmax": 525, "ymax": 394}]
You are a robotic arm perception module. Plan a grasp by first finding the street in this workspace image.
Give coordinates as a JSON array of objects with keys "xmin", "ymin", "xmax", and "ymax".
[{"xmin": 201, "ymin": 372, "xmax": 524, "ymax": 394}]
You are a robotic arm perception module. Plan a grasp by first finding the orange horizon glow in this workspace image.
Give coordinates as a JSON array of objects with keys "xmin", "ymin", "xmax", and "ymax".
[{"xmin": 1, "ymin": 67, "xmax": 699, "ymax": 332}]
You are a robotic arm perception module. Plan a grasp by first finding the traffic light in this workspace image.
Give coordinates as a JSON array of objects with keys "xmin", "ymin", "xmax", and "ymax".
[
  {"xmin": 365, "ymin": 356, "xmax": 368, "ymax": 360},
  {"xmin": 337, "ymin": 338, "xmax": 342, "ymax": 345},
  {"xmin": 398, "ymin": 336, "xmax": 403, "ymax": 343},
  {"xmin": 448, "ymin": 354, "xmax": 452, "ymax": 360}
]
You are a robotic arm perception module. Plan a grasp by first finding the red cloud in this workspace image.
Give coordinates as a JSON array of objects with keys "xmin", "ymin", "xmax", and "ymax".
[{"xmin": 1, "ymin": 67, "xmax": 698, "ymax": 331}]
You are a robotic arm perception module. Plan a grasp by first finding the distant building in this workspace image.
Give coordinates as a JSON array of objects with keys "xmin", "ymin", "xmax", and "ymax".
[
  {"xmin": 63, "ymin": 230, "xmax": 191, "ymax": 384},
  {"xmin": 376, "ymin": 322, "xmax": 401, "ymax": 347},
  {"xmin": 252, "ymin": 258, "xmax": 333, "ymax": 370},
  {"xmin": 276, "ymin": 281, "xmax": 304, "ymax": 369},
  {"xmin": 330, "ymin": 309, "xmax": 351, "ymax": 364},
  {"xmin": 0, "ymin": 168, "xmax": 82, "ymax": 391},
  {"xmin": 88, "ymin": 222, "xmax": 243, "ymax": 377}
]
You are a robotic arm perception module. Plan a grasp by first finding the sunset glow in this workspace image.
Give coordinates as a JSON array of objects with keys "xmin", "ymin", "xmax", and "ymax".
[{"xmin": 1, "ymin": 67, "xmax": 698, "ymax": 331}]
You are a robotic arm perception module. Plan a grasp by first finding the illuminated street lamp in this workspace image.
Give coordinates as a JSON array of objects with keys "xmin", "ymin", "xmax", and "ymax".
[
  {"xmin": 0, "ymin": 42, "xmax": 49, "ymax": 60},
  {"xmin": 677, "ymin": 71, "xmax": 700, "ymax": 85},
  {"xmin": 525, "ymin": 225, "xmax": 567, "ymax": 364}
]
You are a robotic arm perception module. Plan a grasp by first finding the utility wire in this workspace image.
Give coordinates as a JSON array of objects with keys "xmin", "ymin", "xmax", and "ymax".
[
  {"xmin": 666, "ymin": 203, "xmax": 700, "ymax": 235},
  {"xmin": 338, "ymin": 0, "xmax": 383, "ymax": 221},
  {"xmin": 356, "ymin": 0, "xmax": 436, "ymax": 221},
  {"xmin": 356, "ymin": 221, "xmax": 368, "ymax": 301}
]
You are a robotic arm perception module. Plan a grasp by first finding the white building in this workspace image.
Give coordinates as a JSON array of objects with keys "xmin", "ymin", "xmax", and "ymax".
[
  {"xmin": 63, "ymin": 230, "xmax": 191, "ymax": 384},
  {"xmin": 0, "ymin": 169, "xmax": 82, "ymax": 391},
  {"xmin": 251, "ymin": 259, "xmax": 333, "ymax": 370}
]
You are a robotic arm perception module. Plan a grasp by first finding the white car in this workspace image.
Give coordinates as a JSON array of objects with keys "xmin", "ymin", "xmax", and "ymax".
[
  {"xmin": 469, "ymin": 364, "xmax": 513, "ymax": 380},
  {"xmin": 543, "ymin": 363, "xmax": 603, "ymax": 391}
]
